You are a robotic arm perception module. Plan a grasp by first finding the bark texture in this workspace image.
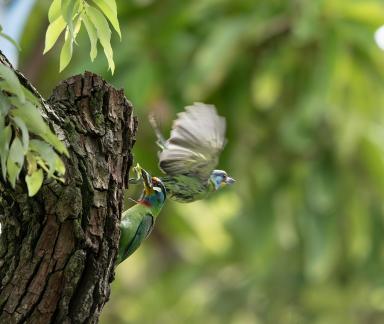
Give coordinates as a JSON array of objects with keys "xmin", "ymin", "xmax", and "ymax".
[{"xmin": 0, "ymin": 55, "xmax": 137, "ymax": 323}]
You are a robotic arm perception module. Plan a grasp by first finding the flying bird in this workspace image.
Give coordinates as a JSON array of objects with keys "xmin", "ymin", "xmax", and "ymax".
[
  {"xmin": 149, "ymin": 102, "xmax": 235, "ymax": 203},
  {"xmin": 117, "ymin": 164, "xmax": 167, "ymax": 264}
]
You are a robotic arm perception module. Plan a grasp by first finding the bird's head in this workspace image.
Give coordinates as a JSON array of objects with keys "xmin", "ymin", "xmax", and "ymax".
[
  {"xmin": 139, "ymin": 167, "xmax": 167, "ymax": 211},
  {"xmin": 209, "ymin": 170, "xmax": 236, "ymax": 191}
]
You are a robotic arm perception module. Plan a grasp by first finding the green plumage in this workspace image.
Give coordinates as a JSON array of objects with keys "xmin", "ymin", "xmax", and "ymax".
[
  {"xmin": 117, "ymin": 165, "xmax": 166, "ymax": 265},
  {"xmin": 161, "ymin": 174, "xmax": 214, "ymax": 202},
  {"xmin": 117, "ymin": 204, "xmax": 155, "ymax": 264}
]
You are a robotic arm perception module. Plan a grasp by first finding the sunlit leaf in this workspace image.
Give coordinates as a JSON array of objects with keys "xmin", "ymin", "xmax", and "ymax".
[
  {"xmin": 55, "ymin": 154, "xmax": 66, "ymax": 174},
  {"xmin": 48, "ymin": 0, "xmax": 62, "ymax": 23},
  {"xmin": 11, "ymin": 116, "xmax": 29, "ymax": 152},
  {"xmin": 7, "ymin": 137, "xmax": 24, "ymax": 188},
  {"xmin": 59, "ymin": 29, "xmax": 74, "ymax": 72},
  {"xmin": 82, "ymin": 13, "xmax": 98, "ymax": 61},
  {"xmin": 61, "ymin": 0, "xmax": 77, "ymax": 38},
  {"xmin": 0, "ymin": 64, "xmax": 25, "ymax": 102},
  {"xmin": 21, "ymin": 86, "xmax": 41, "ymax": 107},
  {"xmin": 0, "ymin": 92, "xmax": 10, "ymax": 115},
  {"xmin": 87, "ymin": 6, "xmax": 115, "ymax": 73},
  {"xmin": 29, "ymin": 139, "xmax": 63, "ymax": 178},
  {"xmin": 25, "ymin": 168, "xmax": 44, "ymax": 197},
  {"xmin": 26, "ymin": 152, "xmax": 37, "ymax": 174},
  {"xmin": 0, "ymin": 125, "xmax": 12, "ymax": 179},
  {"xmin": 44, "ymin": 15, "xmax": 67, "ymax": 54},
  {"xmin": 10, "ymin": 98, "xmax": 50, "ymax": 135},
  {"xmin": 93, "ymin": 0, "xmax": 121, "ymax": 38},
  {"xmin": 9, "ymin": 98, "xmax": 68, "ymax": 155},
  {"xmin": 73, "ymin": 15, "xmax": 82, "ymax": 39},
  {"xmin": 41, "ymin": 129, "xmax": 68, "ymax": 156}
]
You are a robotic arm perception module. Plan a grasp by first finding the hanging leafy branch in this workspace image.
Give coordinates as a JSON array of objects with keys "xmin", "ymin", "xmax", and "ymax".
[
  {"xmin": 44, "ymin": 0, "xmax": 120, "ymax": 73},
  {"xmin": 0, "ymin": 0, "xmax": 120, "ymax": 196},
  {"xmin": 0, "ymin": 0, "xmax": 121, "ymax": 196},
  {"xmin": 0, "ymin": 64, "xmax": 68, "ymax": 196}
]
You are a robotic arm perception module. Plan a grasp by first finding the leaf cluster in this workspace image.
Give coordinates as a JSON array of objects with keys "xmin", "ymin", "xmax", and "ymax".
[
  {"xmin": 44, "ymin": 0, "xmax": 120, "ymax": 73},
  {"xmin": 0, "ymin": 64, "xmax": 68, "ymax": 196}
]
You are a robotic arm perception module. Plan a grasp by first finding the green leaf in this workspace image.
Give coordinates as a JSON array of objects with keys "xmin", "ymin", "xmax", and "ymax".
[
  {"xmin": 93, "ymin": 0, "xmax": 121, "ymax": 38},
  {"xmin": 25, "ymin": 169, "xmax": 44, "ymax": 197},
  {"xmin": 73, "ymin": 15, "xmax": 82, "ymax": 40},
  {"xmin": 0, "ymin": 125, "xmax": 12, "ymax": 179},
  {"xmin": 44, "ymin": 16, "xmax": 67, "ymax": 54},
  {"xmin": 0, "ymin": 81, "xmax": 17, "ymax": 95},
  {"xmin": 0, "ymin": 64, "xmax": 25, "ymax": 103},
  {"xmin": 62, "ymin": 0, "xmax": 76, "ymax": 31},
  {"xmin": 22, "ymin": 86, "xmax": 41, "ymax": 107},
  {"xmin": 101, "ymin": 0, "xmax": 117, "ymax": 16},
  {"xmin": 11, "ymin": 117, "xmax": 29, "ymax": 152},
  {"xmin": 59, "ymin": 29, "xmax": 74, "ymax": 72},
  {"xmin": 9, "ymin": 99, "xmax": 68, "ymax": 155},
  {"xmin": 86, "ymin": 6, "xmax": 115, "ymax": 73},
  {"xmin": 29, "ymin": 139, "xmax": 63, "ymax": 178},
  {"xmin": 26, "ymin": 152, "xmax": 37, "ymax": 174},
  {"xmin": 10, "ymin": 98, "xmax": 49, "ymax": 135},
  {"xmin": 41, "ymin": 129, "xmax": 68, "ymax": 156},
  {"xmin": 0, "ymin": 92, "xmax": 10, "ymax": 116},
  {"xmin": 7, "ymin": 137, "xmax": 24, "ymax": 188},
  {"xmin": 55, "ymin": 154, "xmax": 66, "ymax": 174},
  {"xmin": 82, "ymin": 13, "xmax": 98, "ymax": 61},
  {"xmin": 48, "ymin": 0, "xmax": 62, "ymax": 23}
]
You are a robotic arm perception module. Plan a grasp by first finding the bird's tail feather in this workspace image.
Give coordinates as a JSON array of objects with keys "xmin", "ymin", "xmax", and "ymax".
[{"xmin": 149, "ymin": 113, "xmax": 167, "ymax": 150}]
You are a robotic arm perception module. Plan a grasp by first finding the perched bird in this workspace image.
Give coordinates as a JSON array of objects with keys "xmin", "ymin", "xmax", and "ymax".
[
  {"xmin": 149, "ymin": 102, "xmax": 235, "ymax": 203},
  {"xmin": 117, "ymin": 164, "xmax": 167, "ymax": 264}
]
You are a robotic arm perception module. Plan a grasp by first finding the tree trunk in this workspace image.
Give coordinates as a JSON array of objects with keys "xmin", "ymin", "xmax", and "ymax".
[{"xmin": 0, "ymin": 53, "xmax": 137, "ymax": 323}]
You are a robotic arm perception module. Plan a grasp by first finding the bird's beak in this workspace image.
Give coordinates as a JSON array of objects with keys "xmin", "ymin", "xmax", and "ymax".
[
  {"xmin": 141, "ymin": 168, "xmax": 153, "ymax": 195},
  {"xmin": 225, "ymin": 176, "xmax": 236, "ymax": 185}
]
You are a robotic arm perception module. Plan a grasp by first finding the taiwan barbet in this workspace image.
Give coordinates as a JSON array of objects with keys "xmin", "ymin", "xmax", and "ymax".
[
  {"xmin": 150, "ymin": 103, "xmax": 235, "ymax": 203},
  {"xmin": 117, "ymin": 164, "xmax": 166, "ymax": 264}
]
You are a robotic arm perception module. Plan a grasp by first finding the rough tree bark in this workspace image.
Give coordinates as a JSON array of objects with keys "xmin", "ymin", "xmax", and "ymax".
[{"xmin": 0, "ymin": 52, "xmax": 137, "ymax": 323}]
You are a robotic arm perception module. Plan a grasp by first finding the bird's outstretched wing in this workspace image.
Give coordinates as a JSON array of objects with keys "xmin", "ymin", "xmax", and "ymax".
[{"xmin": 157, "ymin": 103, "xmax": 226, "ymax": 182}]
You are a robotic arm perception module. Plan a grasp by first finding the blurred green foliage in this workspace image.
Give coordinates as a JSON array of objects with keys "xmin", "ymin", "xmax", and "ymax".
[{"xmin": 19, "ymin": 0, "xmax": 384, "ymax": 323}]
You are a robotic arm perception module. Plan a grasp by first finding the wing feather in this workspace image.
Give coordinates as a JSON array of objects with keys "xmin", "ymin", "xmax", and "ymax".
[
  {"xmin": 158, "ymin": 103, "xmax": 226, "ymax": 181},
  {"xmin": 122, "ymin": 214, "xmax": 154, "ymax": 260}
]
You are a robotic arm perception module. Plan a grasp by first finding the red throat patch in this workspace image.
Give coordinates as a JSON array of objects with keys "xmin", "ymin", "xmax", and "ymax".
[{"xmin": 138, "ymin": 199, "xmax": 151, "ymax": 207}]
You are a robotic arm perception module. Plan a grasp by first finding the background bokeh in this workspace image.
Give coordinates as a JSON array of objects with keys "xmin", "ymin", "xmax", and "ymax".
[{"xmin": 15, "ymin": 0, "xmax": 384, "ymax": 323}]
